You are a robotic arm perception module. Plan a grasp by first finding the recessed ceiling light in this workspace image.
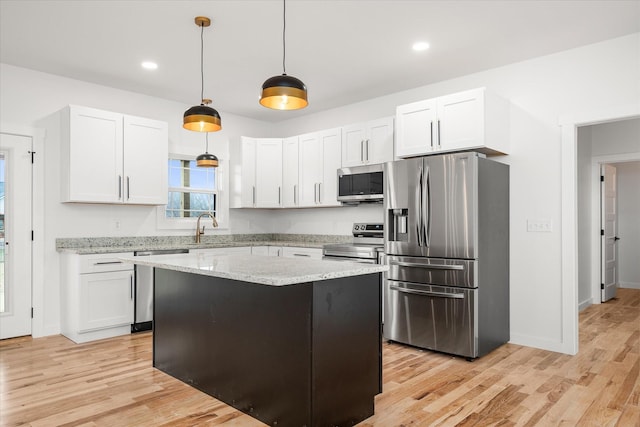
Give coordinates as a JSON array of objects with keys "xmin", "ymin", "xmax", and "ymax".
[
  {"xmin": 412, "ymin": 42, "xmax": 430, "ymax": 52},
  {"xmin": 141, "ymin": 61, "xmax": 158, "ymax": 70}
]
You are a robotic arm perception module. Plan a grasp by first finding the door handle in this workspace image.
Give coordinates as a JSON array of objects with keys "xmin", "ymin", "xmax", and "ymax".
[
  {"xmin": 278, "ymin": 186, "xmax": 281, "ymax": 205},
  {"xmin": 118, "ymin": 175, "xmax": 122, "ymax": 200},
  {"xmin": 390, "ymin": 261, "xmax": 464, "ymax": 270},
  {"xmin": 318, "ymin": 182, "xmax": 322, "ymax": 204},
  {"xmin": 437, "ymin": 120, "xmax": 441, "ymax": 146},
  {"xmin": 389, "ymin": 284, "xmax": 464, "ymax": 299},
  {"xmin": 361, "ymin": 140, "xmax": 364, "ymax": 162},
  {"xmin": 365, "ymin": 139, "xmax": 370, "ymax": 162},
  {"xmin": 614, "ymin": 236, "xmax": 621, "ymax": 241},
  {"xmin": 424, "ymin": 166, "xmax": 430, "ymax": 246},
  {"xmin": 294, "ymin": 184, "xmax": 297, "ymax": 205},
  {"xmin": 126, "ymin": 176, "xmax": 130, "ymax": 200},
  {"xmin": 252, "ymin": 186, "xmax": 256, "ymax": 206}
]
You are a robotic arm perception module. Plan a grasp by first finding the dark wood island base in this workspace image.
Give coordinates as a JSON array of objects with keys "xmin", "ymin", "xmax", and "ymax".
[{"xmin": 154, "ymin": 268, "xmax": 382, "ymax": 427}]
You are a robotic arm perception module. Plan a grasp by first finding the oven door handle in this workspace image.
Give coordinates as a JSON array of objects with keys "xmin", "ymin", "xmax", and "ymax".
[
  {"xmin": 390, "ymin": 261, "xmax": 464, "ymax": 271},
  {"xmin": 389, "ymin": 284, "xmax": 464, "ymax": 299}
]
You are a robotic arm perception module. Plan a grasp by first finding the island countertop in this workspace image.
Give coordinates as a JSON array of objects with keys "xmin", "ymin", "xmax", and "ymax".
[{"xmin": 119, "ymin": 253, "xmax": 387, "ymax": 286}]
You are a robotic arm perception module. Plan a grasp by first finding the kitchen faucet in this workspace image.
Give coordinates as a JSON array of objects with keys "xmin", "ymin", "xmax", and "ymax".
[{"xmin": 195, "ymin": 212, "xmax": 218, "ymax": 243}]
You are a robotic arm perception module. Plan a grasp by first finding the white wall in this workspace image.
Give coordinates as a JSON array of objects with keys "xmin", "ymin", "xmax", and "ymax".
[
  {"xmin": 1, "ymin": 32, "xmax": 639, "ymax": 351},
  {"xmin": 577, "ymin": 127, "xmax": 593, "ymax": 310},
  {"xmin": 614, "ymin": 161, "xmax": 640, "ymax": 288}
]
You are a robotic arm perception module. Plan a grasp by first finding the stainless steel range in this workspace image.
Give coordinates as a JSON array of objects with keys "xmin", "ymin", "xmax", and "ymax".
[{"xmin": 323, "ymin": 223, "xmax": 384, "ymax": 264}]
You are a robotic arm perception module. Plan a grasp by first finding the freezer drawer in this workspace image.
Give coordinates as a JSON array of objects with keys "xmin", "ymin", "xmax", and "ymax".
[
  {"xmin": 383, "ymin": 279, "xmax": 477, "ymax": 358},
  {"xmin": 386, "ymin": 255, "xmax": 476, "ymax": 288}
]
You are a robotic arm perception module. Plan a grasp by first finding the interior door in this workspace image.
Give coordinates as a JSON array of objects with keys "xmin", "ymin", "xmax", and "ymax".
[
  {"xmin": 601, "ymin": 164, "xmax": 618, "ymax": 302},
  {"xmin": 0, "ymin": 133, "xmax": 32, "ymax": 339}
]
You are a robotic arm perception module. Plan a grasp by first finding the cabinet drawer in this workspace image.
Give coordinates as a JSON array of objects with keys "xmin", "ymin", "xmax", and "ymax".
[
  {"xmin": 281, "ymin": 247, "xmax": 323, "ymax": 260},
  {"xmin": 79, "ymin": 252, "xmax": 133, "ymax": 274}
]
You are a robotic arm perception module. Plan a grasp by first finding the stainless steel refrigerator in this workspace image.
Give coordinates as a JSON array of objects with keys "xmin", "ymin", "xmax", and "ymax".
[{"xmin": 383, "ymin": 152, "xmax": 509, "ymax": 359}]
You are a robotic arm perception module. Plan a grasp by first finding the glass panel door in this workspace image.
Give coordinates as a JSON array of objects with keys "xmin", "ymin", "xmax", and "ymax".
[{"xmin": 0, "ymin": 133, "xmax": 32, "ymax": 338}]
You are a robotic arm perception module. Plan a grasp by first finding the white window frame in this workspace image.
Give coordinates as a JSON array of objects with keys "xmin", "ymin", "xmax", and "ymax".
[{"xmin": 156, "ymin": 154, "xmax": 228, "ymax": 230}]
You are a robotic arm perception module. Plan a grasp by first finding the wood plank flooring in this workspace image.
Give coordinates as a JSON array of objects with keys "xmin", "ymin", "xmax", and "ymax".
[{"xmin": 1, "ymin": 288, "xmax": 638, "ymax": 426}]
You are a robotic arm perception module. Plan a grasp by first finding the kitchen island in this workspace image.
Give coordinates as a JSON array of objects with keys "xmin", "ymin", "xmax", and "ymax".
[{"xmin": 120, "ymin": 253, "xmax": 387, "ymax": 427}]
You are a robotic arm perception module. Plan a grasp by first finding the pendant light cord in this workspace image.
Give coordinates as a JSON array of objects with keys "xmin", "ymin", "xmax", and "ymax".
[
  {"xmin": 282, "ymin": 0, "xmax": 286, "ymax": 75},
  {"xmin": 205, "ymin": 132, "xmax": 209, "ymax": 153},
  {"xmin": 200, "ymin": 21, "xmax": 205, "ymax": 103}
]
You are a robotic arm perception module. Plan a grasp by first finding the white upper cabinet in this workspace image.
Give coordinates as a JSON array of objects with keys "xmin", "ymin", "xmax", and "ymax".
[
  {"xmin": 298, "ymin": 128, "xmax": 342, "ymax": 207},
  {"xmin": 232, "ymin": 137, "xmax": 282, "ymax": 208},
  {"xmin": 319, "ymin": 128, "xmax": 342, "ymax": 207},
  {"xmin": 122, "ymin": 115, "xmax": 169, "ymax": 204},
  {"xmin": 255, "ymin": 138, "xmax": 283, "ymax": 208},
  {"xmin": 282, "ymin": 136, "xmax": 299, "ymax": 208},
  {"xmin": 61, "ymin": 105, "xmax": 168, "ymax": 204},
  {"xmin": 395, "ymin": 88, "xmax": 509, "ymax": 158},
  {"xmin": 341, "ymin": 117, "xmax": 394, "ymax": 167},
  {"xmin": 298, "ymin": 132, "xmax": 323, "ymax": 207}
]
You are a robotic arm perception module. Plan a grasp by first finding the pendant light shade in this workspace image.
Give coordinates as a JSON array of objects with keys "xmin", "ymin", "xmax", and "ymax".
[
  {"xmin": 183, "ymin": 99, "xmax": 221, "ymax": 132},
  {"xmin": 196, "ymin": 152, "xmax": 219, "ymax": 168},
  {"xmin": 260, "ymin": 74, "xmax": 308, "ymax": 110},
  {"xmin": 259, "ymin": 0, "xmax": 308, "ymax": 110},
  {"xmin": 196, "ymin": 133, "xmax": 218, "ymax": 168},
  {"xmin": 183, "ymin": 16, "xmax": 222, "ymax": 132}
]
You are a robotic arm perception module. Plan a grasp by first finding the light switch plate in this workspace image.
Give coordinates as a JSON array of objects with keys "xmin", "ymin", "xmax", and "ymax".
[{"xmin": 527, "ymin": 219, "xmax": 552, "ymax": 232}]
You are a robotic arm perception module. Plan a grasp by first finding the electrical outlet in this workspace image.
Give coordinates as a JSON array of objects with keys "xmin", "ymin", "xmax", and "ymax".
[
  {"xmin": 114, "ymin": 220, "xmax": 121, "ymax": 229},
  {"xmin": 527, "ymin": 219, "xmax": 552, "ymax": 232}
]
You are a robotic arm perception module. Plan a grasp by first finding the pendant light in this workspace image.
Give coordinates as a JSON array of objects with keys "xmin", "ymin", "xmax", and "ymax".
[
  {"xmin": 196, "ymin": 133, "xmax": 219, "ymax": 168},
  {"xmin": 259, "ymin": 0, "xmax": 308, "ymax": 110},
  {"xmin": 183, "ymin": 16, "xmax": 222, "ymax": 132}
]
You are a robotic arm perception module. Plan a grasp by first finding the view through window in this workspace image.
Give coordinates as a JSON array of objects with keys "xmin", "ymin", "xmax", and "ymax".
[{"xmin": 166, "ymin": 159, "xmax": 217, "ymax": 218}]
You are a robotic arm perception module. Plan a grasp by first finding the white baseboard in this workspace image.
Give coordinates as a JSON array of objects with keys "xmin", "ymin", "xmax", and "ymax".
[
  {"xmin": 509, "ymin": 333, "xmax": 575, "ymax": 355},
  {"xmin": 578, "ymin": 299, "xmax": 592, "ymax": 312},
  {"xmin": 619, "ymin": 281, "xmax": 640, "ymax": 289}
]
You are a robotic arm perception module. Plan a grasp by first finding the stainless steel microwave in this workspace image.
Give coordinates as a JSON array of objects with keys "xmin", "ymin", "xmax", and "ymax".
[{"xmin": 337, "ymin": 164, "xmax": 384, "ymax": 204}]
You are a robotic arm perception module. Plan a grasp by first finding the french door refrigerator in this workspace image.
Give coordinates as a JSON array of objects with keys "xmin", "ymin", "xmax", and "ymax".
[{"xmin": 383, "ymin": 152, "xmax": 509, "ymax": 359}]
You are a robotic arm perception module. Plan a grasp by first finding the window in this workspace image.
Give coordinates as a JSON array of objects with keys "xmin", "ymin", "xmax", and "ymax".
[{"xmin": 166, "ymin": 158, "xmax": 217, "ymax": 218}]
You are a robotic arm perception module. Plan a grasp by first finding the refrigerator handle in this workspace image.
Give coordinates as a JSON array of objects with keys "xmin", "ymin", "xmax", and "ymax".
[
  {"xmin": 424, "ymin": 166, "xmax": 431, "ymax": 246},
  {"xmin": 416, "ymin": 164, "xmax": 424, "ymax": 247}
]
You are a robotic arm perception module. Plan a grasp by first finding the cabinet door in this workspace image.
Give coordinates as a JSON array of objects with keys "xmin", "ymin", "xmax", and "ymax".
[
  {"xmin": 298, "ymin": 132, "xmax": 323, "ymax": 207},
  {"xmin": 282, "ymin": 136, "xmax": 299, "ymax": 208},
  {"xmin": 436, "ymin": 88, "xmax": 484, "ymax": 152},
  {"xmin": 67, "ymin": 106, "xmax": 123, "ymax": 203},
  {"xmin": 268, "ymin": 246, "xmax": 283, "ymax": 257},
  {"xmin": 341, "ymin": 124, "xmax": 366, "ymax": 167},
  {"xmin": 251, "ymin": 246, "xmax": 269, "ymax": 256},
  {"xmin": 395, "ymin": 99, "xmax": 437, "ymax": 158},
  {"xmin": 319, "ymin": 128, "xmax": 342, "ymax": 206},
  {"xmin": 79, "ymin": 270, "xmax": 134, "ymax": 332},
  {"xmin": 365, "ymin": 117, "xmax": 394, "ymax": 165},
  {"xmin": 240, "ymin": 137, "xmax": 257, "ymax": 207},
  {"xmin": 255, "ymin": 138, "xmax": 283, "ymax": 208},
  {"xmin": 123, "ymin": 115, "xmax": 168, "ymax": 205}
]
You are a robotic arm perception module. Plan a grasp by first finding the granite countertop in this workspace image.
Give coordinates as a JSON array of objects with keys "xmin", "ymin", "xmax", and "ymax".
[
  {"xmin": 56, "ymin": 234, "xmax": 352, "ymax": 254},
  {"xmin": 118, "ymin": 253, "xmax": 387, "ymax": 286}
]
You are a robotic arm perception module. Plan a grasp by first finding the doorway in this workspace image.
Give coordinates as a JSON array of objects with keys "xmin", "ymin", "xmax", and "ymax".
[{"xmin": 0, "ymin": 133, "xmax": 33, "ymax": 339}]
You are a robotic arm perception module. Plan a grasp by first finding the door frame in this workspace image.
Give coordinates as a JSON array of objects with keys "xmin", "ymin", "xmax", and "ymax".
[
  {"xmin": 591, "ymin": 154, "xmax": 640, "ymax": 305},
  {"xmin": 0, "ymin": 124, "xmax": 45, "ymax": 337},
  {"xmin": 560, "ymin": 103, "xmax": 640, "ymax": 355}
]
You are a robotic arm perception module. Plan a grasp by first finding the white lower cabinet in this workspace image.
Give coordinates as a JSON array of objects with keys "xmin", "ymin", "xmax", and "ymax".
[
  {"xmin": 61, "ymin": 252, "xmax": 134, "ymax": 344},
  {"xmin": 251, "ymin": 246, "xmax": 269, "ymax": 256},
  {"xmin": 281, "ymin": 247, "xmax": 323, "ymax": 260}
]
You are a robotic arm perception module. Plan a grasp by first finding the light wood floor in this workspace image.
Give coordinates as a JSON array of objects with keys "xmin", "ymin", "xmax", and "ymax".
[{"xmin": 1, "ymin": 289, "xmax": 638, "ymax": 427}]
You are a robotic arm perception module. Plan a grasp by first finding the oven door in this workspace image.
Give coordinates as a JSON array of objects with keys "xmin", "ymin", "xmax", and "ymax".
[{"xmin": 383, "ymin": 279, "xmax": 478, "ymax": 358}]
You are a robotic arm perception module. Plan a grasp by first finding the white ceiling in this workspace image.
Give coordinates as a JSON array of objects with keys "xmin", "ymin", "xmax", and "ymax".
[{"xmin": 1, "ymin": 1, "xmax": 639, "ymax": 122}]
